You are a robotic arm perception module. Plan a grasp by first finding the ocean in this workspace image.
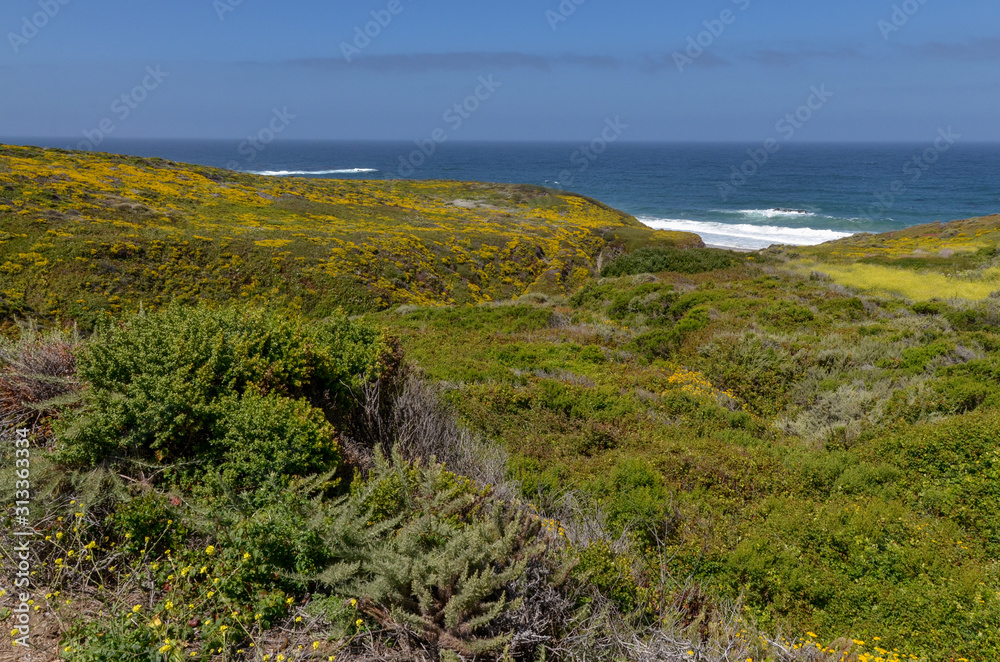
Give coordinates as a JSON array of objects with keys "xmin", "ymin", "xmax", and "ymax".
[{"xmin": 8, "ymin": 138, "xmax": 1000, "ymax": 250}]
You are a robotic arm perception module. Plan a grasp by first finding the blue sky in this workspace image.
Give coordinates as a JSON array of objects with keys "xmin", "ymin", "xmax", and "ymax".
[{"xmin": 2, "ymin": 0, "xmax": 999, "ymax": 142}]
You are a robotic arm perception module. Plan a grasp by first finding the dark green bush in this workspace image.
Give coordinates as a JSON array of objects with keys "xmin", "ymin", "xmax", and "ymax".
[
  {"xmin": 54, "ymin": 304, "xmax": 398, "ymax": 491},
  {"xmin": 607, "ymin": 283, "xmax": 678, "ymax": 320},
  {"xmin": 759, "ymin": 301, "xmax": 816, "ymax": 331},
  {"xmin": 210, "ymin": 391, "xmax": 339, "ymax": 487},
  {"xmin": 593, "ymin": 458, "xmax": 677, "ymax": 546},
  {"xmin": 912, "ymin": 300, "xmax": 946, "ymax": 316},
  {"xmin": 945, "ymin": 304, "xmax": 1000, "ymax": 332},
  {"xmin": 818, "ymin": 295, "xmax": 866, "ymax": 320},
  {"xmin": 601, "ymin": 247, "xmax": 740, "ymax": 277},
  {"xmin": 630, "ymin": 308, "xmax": 711, "ymax": 360}
]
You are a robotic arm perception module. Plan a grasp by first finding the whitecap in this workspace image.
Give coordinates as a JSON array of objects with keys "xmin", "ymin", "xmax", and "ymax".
[
  {"xmin": 249, "ymin": 168, "xmax": 378, "ymax": 176},
  {"xmin": 719, "ymin": 208, "xmax": 819, "ymax": 219}
]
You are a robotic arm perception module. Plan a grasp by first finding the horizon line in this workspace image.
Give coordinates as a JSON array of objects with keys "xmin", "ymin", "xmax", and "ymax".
[{"xmin": 5, "ymin": 137, "xmax": 1000, "ymax": 147}]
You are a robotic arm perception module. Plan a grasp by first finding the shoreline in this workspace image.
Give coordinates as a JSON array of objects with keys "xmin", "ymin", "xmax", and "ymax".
[{"xmin": 705, "ymin": 243, "xmax": 760, "ymax": 253}]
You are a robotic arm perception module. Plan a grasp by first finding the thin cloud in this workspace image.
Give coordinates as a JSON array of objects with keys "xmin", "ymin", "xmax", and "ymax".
[
  {"xmin": 639, "ymin": 51, "xmax": 731, "ymax": 73},
  {"xmin": 746, "ymin": 48, "xmax": 867, "ymax": 66},
  {"xmin": 286, "ymin": 52, "xmax": 622, "ymax": 73},
  {"xmin": 903, "ymin": 38, "xmax": 1000, "ymax": 60}
]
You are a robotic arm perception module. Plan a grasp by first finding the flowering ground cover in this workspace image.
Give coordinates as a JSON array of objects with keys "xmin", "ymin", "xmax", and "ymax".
[{"xmin": 0, "ymin": 144, "xmax": 698, "ymax": 326}]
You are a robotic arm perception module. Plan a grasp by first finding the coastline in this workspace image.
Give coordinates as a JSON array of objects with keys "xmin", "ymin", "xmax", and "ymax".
[{"xmin": 706, "ymin": 243, "xmax": 759, "ymax": 253}]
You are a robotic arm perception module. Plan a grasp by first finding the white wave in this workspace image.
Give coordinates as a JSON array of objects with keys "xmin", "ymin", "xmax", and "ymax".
[
  {"xmin": 712, "ymin": 208, "xmax": 819, "ymax": 219},
  {"xmin": 637, "ymin": 217, "xmax": 854, "ymax": 250},
  {"xmin": 249, "ymin": 168, "xmax": 378, "ymax": 176}
]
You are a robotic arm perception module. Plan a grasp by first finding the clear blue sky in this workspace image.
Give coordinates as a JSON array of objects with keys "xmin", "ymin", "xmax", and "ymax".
[{"xmin": 2, "ymin": 0, "xmax": 998, "ymax": 142}]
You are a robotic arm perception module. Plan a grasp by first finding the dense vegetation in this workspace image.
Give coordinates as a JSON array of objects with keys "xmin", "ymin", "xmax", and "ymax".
[
  {"xmin": 0, "ymin": 144, "xmax": 698, "ymax": 325},
  {"xmin": 2, "ymin": 147, "xmax": 1000, "ymax": 661}
]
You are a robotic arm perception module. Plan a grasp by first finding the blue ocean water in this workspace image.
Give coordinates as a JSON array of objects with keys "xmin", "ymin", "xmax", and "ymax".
[{"xmin": 9, "ymin": 138, "xmax": 1000, "ymax": 249}]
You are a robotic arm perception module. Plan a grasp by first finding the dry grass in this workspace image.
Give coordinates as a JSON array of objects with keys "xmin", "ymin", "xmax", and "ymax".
[{"xmin": 0, "ymin": 322, "xmax": 79, "ymax": 442}]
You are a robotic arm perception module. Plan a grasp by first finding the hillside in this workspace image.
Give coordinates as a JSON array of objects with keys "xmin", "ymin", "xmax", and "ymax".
[
  {"xmin": 2, "ymin": 148, "xmax": 1000, "ymax": 662},
  {"xmin": 778, "ymin": 214, "xmax": 1000, "ymax": 300},
  {"xmin": 0, "ymin": 144, "xmax": 698, "ymax": 325}
]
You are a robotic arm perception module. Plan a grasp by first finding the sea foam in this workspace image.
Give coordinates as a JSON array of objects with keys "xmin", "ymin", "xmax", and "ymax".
[{"xmin": 638, "ymin": 217, "xmax": 853, "ymax": 250}]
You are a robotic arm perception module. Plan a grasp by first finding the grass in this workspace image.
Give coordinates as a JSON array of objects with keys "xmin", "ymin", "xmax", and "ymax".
[
  {"xmin": 791, "ymin": 260, "xmax": 1000, "ymax": 301},
  {"xmin": 778, "ymin": 214, "xmax": 1000, "ymax": 301}
]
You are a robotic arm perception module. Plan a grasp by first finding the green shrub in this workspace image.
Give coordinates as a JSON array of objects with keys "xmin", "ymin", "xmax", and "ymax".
[
  {"xmin": 912, "ymin": 300, "xmax": 946, "ymax": 316},
  {"xmin": 700, "ymin": 333, "xmax": 804, "ymax": 417},
  {"xmin": 607, "ymin": 283, "xmax": 677, "ymax": 321},
  {"xmin": 784, "ymin": 451, "xmax": 852, "ymax": 496},
  {"xmin": 945, "ymin": 303, "xmax": 1000, "ymax": 332},
  {"xmin": 575, "ymin": 421, "xmax": 617, "ymax": 456},
  {"xmin": 880, "ymin": 340, "xmax": 955, "ymax": 374},
  {"xmin": 885, "ymin": 376, "xmax": 995, "ymax": 422},
  {"xmin": 601, "ymin": 247, "xmax": 739, "ymax": 277},
  {"xmin": 724, "ymin": 496, "xmax": 1000, "ymax": 659},
  {"xmin": 630, "ymin": 308, "xmax": 710, "ymax": 360},
  {"xmin": 54, "ymin": 304, "xmax": 397, "ymax": 492},
  {"xmin": 210, "ymin": 391, "xmax": 339, "ymax": 488},
  {"xmin": 592, "ymin": 458, "xmax": 677, "ymax": 546},
  {"xmin": 668, "ymin": 290, "xmax": 726, "ymax": 317},
  {"xmin": 107, "ymin": 492, "xmax": 189, "ymax": 557},
  {"xmin": 574, "ymin": 540, "xmax": 639, "ymax": 612},
  {"xmin": 759, "ymin": 301, "xmax": 816, "ymax": 331},
  {"xmin": 818, "ymin": 295, "xmax": 866, "ymax": 320},
  {"xmin": 874, "ymin": 410, "xmax": 1000, "ymax": 551},
  {"xmin": 832, "ymin": 463, "xmax": 902, "ymax": 496},
  {"xmin": 311, "ymin": 454, "xmax": 553, "ymax": 659},
  {"xmin": 61, "ymin": 611, "xmax": 163, "ymax": 662}
]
